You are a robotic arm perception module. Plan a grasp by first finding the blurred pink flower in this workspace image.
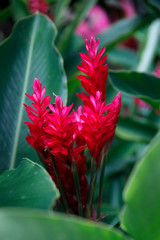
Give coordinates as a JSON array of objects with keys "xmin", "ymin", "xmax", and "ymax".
[
  {"xmin": 75, "ymin": 5, "xmax": 110, "ymax": 39},
  {"xmin": 75, "ymin": 2, "xmax": 137, "ymax": 49},
  {"xmin": 28, "ymin": 0, "xmax": 53, "ymax": 19},
  {"xmin": 118, "ymin": 0, "xmax": 137, "ymax": 49},
  {"xmin": 120, "ymin": 0, "xmax": 136, "ymax": 18},
  {"xmin": 154, "ymin": 62, "xmax": 160, "ymax": 77},
  {"xmin": 134, "ymin": 98, "xmax": 151, "ymax": 109}
]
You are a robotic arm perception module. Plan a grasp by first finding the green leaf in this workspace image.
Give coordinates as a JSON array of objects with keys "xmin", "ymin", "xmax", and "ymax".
[
  {"xmin": 0, "ymin": 13, "xmax": 67, "ymax": 173},
  {"xmin": 10, "ymin": 0, "xmax": 29, "ymax": 21},
  {"xmin": 57, "ymin": 0, "xmax": 96, "ymax": 54},
  {"xmin": 136, "ymin": 19, "xmax": 160, "ymax": 72},
  {"xmin": 109, "ymin": 70, "xmax": 160, "ymax": 108},
  {"xmin": 108, "ymin": 48, "xmax": 138, "ymax": 69},
  {"xmin": 98, "ymin": 14, "xmax": 155, "ymax": 49},
  {"xmin": 0, "ymin": 159, "xmax": 59, "ymax": 209},
  {"xmin": 54, "ymin": 0, "xmax": 72, "ymax": 27},
  {"xmin": 144, "ymin": 0, "xmax": 160, "ymax": 13},
  {"xmin": 121, "ymin": 131, "xmax": 160, "ymax": 240},
  {"xmin": 116, "ymin": 117, "xmax": 157, "ymax": 143},
  {"xmin": 106, "ymin": 138, "xmax": 144, "ymax": 177},
  {"xmin": 0, "ymin": 208, "xmax": 129, "ymax": 240},
  {"xmin": 65, "ymin": 14, "xmax": 155, "ymax": 76}
]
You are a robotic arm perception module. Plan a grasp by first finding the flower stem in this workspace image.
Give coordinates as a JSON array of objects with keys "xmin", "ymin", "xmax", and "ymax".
[
  {"xmin": 49, "ymin": 152, "xmax": 71, "ymax": 214},
  {"xmin": 72, "ymin": 160, "xmax": 83, "ymax": 217},
  {"xmin": 97, "ymin": 145, "xmax": 109, "ymax": 219},
  {"xmin": 97, "ymin": 150, "xmax": 106, "ymax": 218},
  {"xmin": 86, "ymin": 157, "xmax": 97, "ymax": 218}
]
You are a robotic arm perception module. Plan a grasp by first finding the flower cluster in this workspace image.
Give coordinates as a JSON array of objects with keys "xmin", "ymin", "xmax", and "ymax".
[
  {"xmin": 24, "ymin": 37, "xmax": 121, "ymax": 217},
  {"xmin": 28, "ymin": 0, "xmax": 53, "ymax": 19}
]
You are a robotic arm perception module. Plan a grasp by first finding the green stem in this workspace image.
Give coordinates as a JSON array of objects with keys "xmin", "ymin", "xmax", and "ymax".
[
  {"xmin": 86, "ymin": 157, "xmax": 97, "ymax": 218},
  {"xmin": 72, "ymin": 160, "xmax": 83, "ymax": 217},
  {"xmin": 97, "ymin": 150, "xmax": 106, "ymax": 218},
  {"xmin": 49, "ymin": 152, "xmax": 71, "ymax": 213}
]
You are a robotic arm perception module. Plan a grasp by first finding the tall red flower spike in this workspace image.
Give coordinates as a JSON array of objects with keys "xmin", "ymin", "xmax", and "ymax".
[
  {"xmin": 24, "ymin": 78, "xmax": 50, "ymax": 153},
  {"xmin": 24, "ymin": 78, "xmax": 56, "ymax": 179},
  {"xmin": 77, "ymin": 37, "xmax": 108, "ymax": 102},
  {"xmin": 44, "ymin": 96, "xmax": 89, "ymax": 215},
  {"xmin": 81, "ymin": 91, "xmax": 121, "ymax": 166}
]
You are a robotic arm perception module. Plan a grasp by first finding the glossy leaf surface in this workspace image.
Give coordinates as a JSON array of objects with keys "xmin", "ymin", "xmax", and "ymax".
[
  {"xmin": 121, "ymin": 132, "xmax": 160, "ymax": 239},
  {"xmin": 109, "ymin": 70, "xmax": 160, "ymax": 108},
  {"xmin": 0, "ymin": 13, "xmax": 67, "ymax": 173},
  {"xmin": 0, "ymin": 208, "xmax": 129, "ymax": 240},
  {"xmin": 0, "ymin": 159, "xmax": 59, "ymax": 209}
]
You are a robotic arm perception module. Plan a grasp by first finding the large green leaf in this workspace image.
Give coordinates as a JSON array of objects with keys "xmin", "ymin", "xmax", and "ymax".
[
  {"xmin": 65, "ymin": 14, "xmax": 155, "ymax": 76},
  {"xmin": 0, "ymin": 208, "xmax": 129, "ymax": 240},
  {"xmin": 109, "ymin": 70, "xmax": 160, "ymax": 108},
  {"xmin": 0, "ymin": 159, "xmax": 59, "ymax": 209},
  {"xmin": 0, "ymin": 13, "xmax": 67, "ymax": 173},
  {"xmin": 121, "ymin": 132, "xmax": 160, "ymax": 240}
]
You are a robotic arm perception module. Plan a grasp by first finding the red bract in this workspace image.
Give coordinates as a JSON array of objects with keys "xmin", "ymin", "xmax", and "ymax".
[
  {"xmin": 44, "ymin": 96, "xmax": 89, "ymax": 214},
  {"xmin": 24, "ymin": 78, "xmax": 56, "ymax": 179},
  {"xmin": 77, "ymin": 37, "xmax": 108, "ymax": 102},
  {"xmin": 24, "ymin": 78, "xmax": 50, "ymax": 153},
  {"xmin": 81, "ymin": 91, "xmax": 121, "ymax": 166}
]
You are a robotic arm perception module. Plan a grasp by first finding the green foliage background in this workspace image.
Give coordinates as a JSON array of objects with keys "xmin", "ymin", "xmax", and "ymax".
[{"xmin": 0, "ymin": 0, "xmax": 160, "ymax": 239}]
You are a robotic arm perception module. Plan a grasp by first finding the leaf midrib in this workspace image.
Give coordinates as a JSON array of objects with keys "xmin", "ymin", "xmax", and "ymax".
[{"xmin": 10, "ymin": 15, "xmax": 39, "ymax": 169}]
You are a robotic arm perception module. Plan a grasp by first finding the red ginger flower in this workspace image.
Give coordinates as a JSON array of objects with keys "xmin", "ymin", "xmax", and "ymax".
[
  {"xmin": 25, "ymin": 79, "xmax": 89, "ymax": 215},
  {"xmin": 24, "ymin": 78, "xmax": 57, "ymax": 179},
  {"xmin": 80, "ymin": 91, "xmax": 121, "ymax": 166},
  {"xmin": 24, "ymin": 78, "xmax": 51, "ymax": 153},
  {"xmin": 44, "ymin": 96, "xmax": 89, "ymax": 214},
  {"xmin": 77, "ymin": 37, "xmax": 108, "ymax": 102}
]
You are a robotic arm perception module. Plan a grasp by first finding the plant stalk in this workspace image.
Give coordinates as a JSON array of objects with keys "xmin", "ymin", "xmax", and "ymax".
[
  {"xmin": 86, "ymin": 157, "xmax": 97, "ymax": 218},
  {"xmin": 72, "ymin": 160, "xmax": 83, "ymax": 217},
  {"xmin": 97, "ymin": 150, "xmax": 106, "ymax": 218},
  {"xmin": 49, "ymin": 152, "xmax": 71, "ymax": 213}
]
